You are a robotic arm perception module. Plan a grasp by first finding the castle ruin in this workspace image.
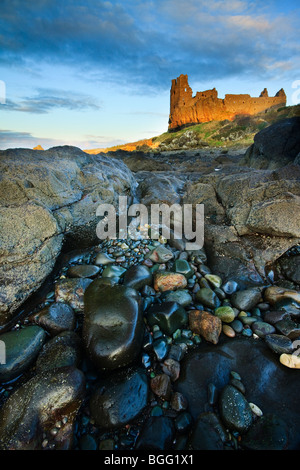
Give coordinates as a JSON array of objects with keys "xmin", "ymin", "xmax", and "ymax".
[{"xmin": 168, "ymin": 74, "xmax": 286, "ymax": 131}]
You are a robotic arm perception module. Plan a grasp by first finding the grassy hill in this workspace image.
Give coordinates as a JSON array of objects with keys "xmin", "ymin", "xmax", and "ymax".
[{"xmin": 84, "ymin": 104, "xmax": 300, "ymax": 154}]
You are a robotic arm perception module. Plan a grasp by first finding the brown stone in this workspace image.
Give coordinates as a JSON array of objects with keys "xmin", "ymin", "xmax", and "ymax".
[
  {"xmin": 162, "ymin": 358, "xmax": 180, "ymax": 382},
  {"xmin": 264, "ymin": 286, "xmax": 300, "ymax": 305},
  {"xmin": 153, "ymin": 271, "xmax": 187, "ymax": 292},
  {"xmin": 169, "ymin": 74, "xmax": 286, "ymax": 131},
  {"xmin": 170, "ymin": 392, "xmax": 188, "ymax": 411},
  {"xmin": 150, "ymin": 373, "xmax": 172, "ymax": 400},
  {"xmin": 189, "ymin": 310, "xmax": 222, "ymax": 345}
]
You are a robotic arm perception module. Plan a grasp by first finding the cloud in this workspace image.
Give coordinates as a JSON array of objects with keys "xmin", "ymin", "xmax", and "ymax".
[
  {"xmin": 0, "ymin": 0, "xmax": 299, "ymax": 91},
  {"xmin": 3, "ymin": 88, "xmax": 101, "ymax": 113}
]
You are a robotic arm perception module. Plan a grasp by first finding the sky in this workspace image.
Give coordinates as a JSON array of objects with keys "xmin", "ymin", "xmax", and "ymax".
[{"xmin": 0, "ymin": 0, "xmax": 299, "ymax": 150}]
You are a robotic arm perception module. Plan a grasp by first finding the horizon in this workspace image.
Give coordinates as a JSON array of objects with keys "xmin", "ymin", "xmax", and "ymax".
[{"xmin": 0, "ymin": 0, "xmax": 300, "ymax": 150}]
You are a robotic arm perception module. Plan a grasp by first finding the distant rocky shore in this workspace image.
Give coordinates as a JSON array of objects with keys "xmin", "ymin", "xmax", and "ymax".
[{"xmin": 0, "ymin": 116, "xmax": 299, "ymax": 450}]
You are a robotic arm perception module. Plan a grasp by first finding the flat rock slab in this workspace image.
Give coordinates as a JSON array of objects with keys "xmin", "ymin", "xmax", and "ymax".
[{"xmin": 175, "ymin": 336, "xmax": 300, "ymax": 449}]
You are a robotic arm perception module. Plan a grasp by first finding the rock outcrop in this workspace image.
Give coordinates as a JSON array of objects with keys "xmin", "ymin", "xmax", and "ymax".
[
  {"xmin": 169, "ymin": 74, "xmax": 286, "ymax": 131},
  {"xmin": 0, "ymin": 146, "xmax": 136, "ymax": 327}
]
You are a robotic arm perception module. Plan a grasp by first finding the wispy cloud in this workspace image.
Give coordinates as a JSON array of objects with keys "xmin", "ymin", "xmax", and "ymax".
[{"xmin": 3, "ymin": 88, "xmax": 101, "ymax": 113}]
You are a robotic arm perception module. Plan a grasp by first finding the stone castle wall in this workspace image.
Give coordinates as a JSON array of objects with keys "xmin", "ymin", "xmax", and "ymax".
[{"xmin": 168, "ymin": 74, "xmax": 286, "ymax": 130}]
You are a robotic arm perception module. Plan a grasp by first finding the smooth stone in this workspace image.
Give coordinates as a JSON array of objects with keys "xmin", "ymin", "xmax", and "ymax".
[
  {"xmin": 147, "ymin": 302, "xmax": 188, "ymax": 336},
  {"xmin": 230, "ymin": 378, "xmax": 245, "ymax": 394},
  {"xmin": 35, "ymin": 331, "xmax": 81, "ymax": 373},
  {"xmin": 195, "ymin": 288, "xmax": 221, "ymax": 309},
  {"xmin": 275, "ymin": 318, "xmax": 300, "ymax": 340},
  {"xmin": 219, "ymin": 384, "xmax": 253, "ymax": 434},
  {"xmin": 242, "ymin": 414, "xmax": 289, "ymax": 450},
  {"xmin": 172, "ymin": 259, "xmax": 194, "ymax": 279},
  {"xmin": 241, "ymin": 316, "xmax": 258, "ymax": 326},
  {"xmin": 222, "ymin": 280, "xmax": 238, "ymax": 295},
  {"xmin": 123, "ymin": 264, "xmax": 152, "ymax": 290},
  {"xmin": 150, "ymin": 373, "xmax": 172, "ymax": 400},
  {"xmin": 230, "ymin": 319, "xmax": 244, "ymax": 333},
  {"xmin": 154, "ymin": 271, "xmax": 187, "ymax": 292},
  {"xmin": 188, "ymin": 412, "xmax": 225, "ymax": 450},
  {"xmin": 29, "ymin": 302, "xmax": 76, "ymax": 336},
  {"xmin": 162, "ymin": 358, "xmax": 180, "ymax": 382},
  {"xmin": 265, "ymin": 334, "xmax": 294, "ymax": 355},
  {"xmin": 55, "ymin": 278, "xmax": 93, "ymax": 310},
  {"xmin": 279, "ymin": 353, "xmax": 300, "ymax": 369},
  {"xmin": 222, "ymin": 325, "xmax": 236, "ymax": 338},
  {"xmin": 264, "ymin": 286, "xmax": 300, "ymax": 305},
  {"xmin": 153, "ymin": 338, "xmax": 169, "ymax": 362},
  {"xmin": 214, "ymin": 287, "xmax": 226, "ymax": 300},
  {"xmin": 83, "ymin": 282, "xmax": 144, "ymax": 370},
  {"xmin": 67, "ymin": 265, "xmax": 100, "ymax": 278},
  {"xmin": 204, "ymin": 274, "xmax": 222, "ymax": 289},
  {"xmin": 164, "ymin": 289, "xmax": 192, "ymax": 307},
  {"xmin": 167, "ymin": 344, "xmax": 186, "ymax": 362},
  {"xmin": 249, "ymin": 402, "xmax": 263, "ymax": 417},
  {"xmin": 151, "ymin": 405, "xmax": 163, "ymax": 417},
  {"xmin": 231, "ymin": 288, "xmax": 262, "ymax": 311},
  {"xmin": 215, "ymin": 306, "xmax": 235, "ymax": 323},
  {"xmin": 208, "ymin": 383, "xmax": 218, "ymax": 406},
  {"xmin": 0, "ymin": 326, "xmax": 46, "ymax": 382},
  {"xmin": 251, "ymin": 321, "xmax": 276, "ymax": 338},
  {"xmin": 279, "ymin": 255, "xmax": 300, "ymax": 285},
  {"xmin": 148, "ymin": 245, "xmax": 174, "ymax": 263},
  {"xmin": 189, "ymin": 310, "xmax": 222, "ymax": 345},
  {"xmin": 263, "ymin": 310, "xmax": 290, "ymax": 325},
  {"xmin": 0, "ymin": 366, "xmax": 85, "ymax": 450},
  {"xmin": 242, "ymin": 328, "xmax": 253, "ymax": 337},
  {"xmin": 175, "ymin": 411, "xmax": 193, "ymax": 434},
  {"xmin": 101, "ymin": 265, "xmax": 126, "ymax": 278},
  {"xmin": 94, "ymin": 252, "xmax": 115, "ymax": 265},
  {"xmin": 135, "ymin": 416, "xmax": 175, "ymax": 450},
  {"xmin": 89, "ymin": 368, "xmax": 148, "ymax": 428}
]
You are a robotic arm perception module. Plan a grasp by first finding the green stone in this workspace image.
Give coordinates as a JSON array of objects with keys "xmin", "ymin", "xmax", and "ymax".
[
  {"xmin": 195, "ymin": 288, "xmax": 221, "ymax": 309},
  {"xmin": 205, "ymin": 274, "xmax": 222, "ymax": 289},
  {"xmin": 173, "ymin": 259, "xmax": 194, "ymax": 279},
  {"xmin": 164, "ymin": 290, "xmax": 192, "ymax": 307},
  {"xmin": 101, "ymin": 265, "xmax": 126, "ymax": 278},
  {"xmin": 214, "ymin": 306, "xmax": 235, "ymax": 323}
]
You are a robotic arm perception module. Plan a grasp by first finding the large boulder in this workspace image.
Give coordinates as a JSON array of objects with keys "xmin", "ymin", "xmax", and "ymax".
[
  {"xmin": 0, "ymin": 146, "xmax": 137, "ymax": 326},
  {"xmin": 242, "ymin": 117, "xmax": 300, "ymax": 169}
]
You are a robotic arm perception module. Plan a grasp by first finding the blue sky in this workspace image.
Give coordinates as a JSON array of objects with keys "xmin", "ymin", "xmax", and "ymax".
[{"xmin": 0, "ymin": 0, "xmax": 299, "ymax": 150}]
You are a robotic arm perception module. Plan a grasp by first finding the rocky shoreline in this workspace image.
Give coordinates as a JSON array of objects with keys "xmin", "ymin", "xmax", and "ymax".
[{"xmin": 0, "ymin": 117, "xmax": 299, "ymax": 450}]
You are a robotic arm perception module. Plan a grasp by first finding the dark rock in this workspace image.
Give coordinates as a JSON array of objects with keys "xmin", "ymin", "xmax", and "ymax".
[
  {"xmin": 195, "ymin": 288, "xmax": 221, "ymax": 309},
  {"xmin": 219, "ymin": 384, "xmax": 253, "ymax": 433},
  {"xmin": 152, "ymin": 338, "xmax": 169, "ymax": 361},
  {"xmin": 67, "ymin": 264, "xmax": 100, "ymax": 278},
  {"xmin": 231, "ymin": 287, "xmax": 262, "ymax": 311},
  {"xmin": 135, "ymin": 416, "xmax": 175, "ymax": 450},
  {"xmin": 35, "ymin": 331, "xmax": 81, "ymax": 373},
  {"xmin": 150, "ymin": 373, "xmax": 172, "ymax": 400},
  {"xmin": 188, "ymin": 412, "xmax": 225, "ymax": 450},
  {"xmin": 175, "ymin": 411, "xmax": 193, "ymax": 434},
  {"xmin": 274, "ymin": 298, "xmax": 300, "ymax": 318},
  {"xmin": 172, "ymin": 259, "xmax": 194, "ymax": 279},
  {"xmin": 242, "ymin": 414, "xmax": 289, "ymax": 450},
  {"xmin": 265, "ymin": 334, "xmax": 294, "ymax": 355},
  {"xmin": 263, "ymin": 310, "xmax": 290, "ymax": 325},
  {"xmin": 147, "ymin": 302, "xmax": 188, "ymax": 336},
  {"xmin": 83, "ymin": 282, "xmax": 144, "ymax": 370},
  {"xmin": 175, "ymin": 337, "xmax": 300, "ymax": 448},
  {"xmin": 242, "ymin": 117, "xmax": 300, "ymax": 169},
  {"xmin": 29, "ymin": 302, "xmax": 76, "ymax": 336},
  {"xmin": 123, "ymin": 264, "xmax": 152, "ymax": 290},
  {"xmin": 251, "ymin": 321, "xmax": 276, "ymax": 337},
  {"xmin": 0, "ymin": 366, "xmax": 85, "ymax": 449},
  {"xmin": 275, "ymin": 317, "xmax": 300, "ymax": 339},
  {"xmin": 89, "ymin": 368, "xmax": 148, "ymax": 429},
  {"xmin": 170, "ymin": 392, "xmax": 188, "ymax": 411},
  {"xmin": 0, "ymin": 326, "xmax": 46, "ymax": 382},
  {"xmin": 279, "ymin": 255, "xmax": 300, "ymax": 285}
]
